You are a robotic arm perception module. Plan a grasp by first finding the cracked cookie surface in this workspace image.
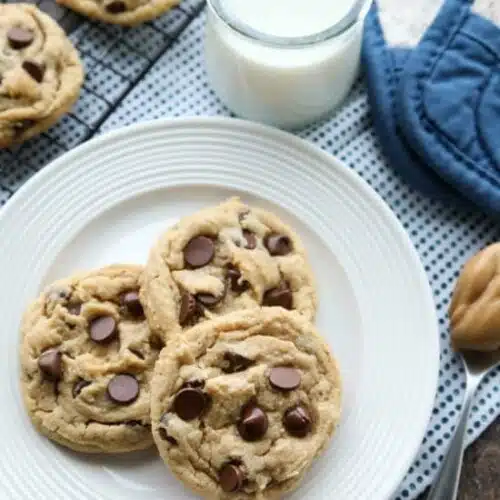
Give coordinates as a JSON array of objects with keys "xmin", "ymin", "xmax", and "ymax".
[
  {"xmin": 0, "ymin": 4, "xmax": 83, "ymax": 148},
  {"xmin": 20, "ymin": 265, "xmax": 161, "ymax": 453},
  {"xmin": 141, "ymin": 197, "xmax": 317, "ymax": 342},
  {"xmin": 151, "ymin": 308, "xmax": 341, "ymax": 499},
  {"xmin": 56, "ymin": 0, "xmax": 180, "ymax": 26}
]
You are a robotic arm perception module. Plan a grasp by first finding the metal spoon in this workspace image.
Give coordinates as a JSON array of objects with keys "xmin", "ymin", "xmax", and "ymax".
[{"xmin": 427, "ymin": 349, "xmax": 500, "ymax": 500}]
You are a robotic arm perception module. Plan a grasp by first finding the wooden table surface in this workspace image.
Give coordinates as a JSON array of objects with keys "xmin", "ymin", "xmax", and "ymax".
[{"xmin": 417, "ymin": 415, "xmax": 500, "ymax": 499}]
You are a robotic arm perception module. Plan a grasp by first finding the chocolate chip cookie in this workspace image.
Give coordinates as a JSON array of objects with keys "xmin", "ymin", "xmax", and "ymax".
[
  {"xmin": 0, "ymin": 4, "xmax": 83, "ymax": 148},
  {"xmin": 141, "ymin": 197, "xmax": 317, "ymax": 341},
  {"xmin": 20, "ymin": 265, "xmax": 161, "ymax": 453},
  {"xmin": 151, "ymin": 308, "xmax": 341, "ymax": 499},
  {"xmin": 56, "ymin": 0, "xmax": 180, "ymax": 26}
]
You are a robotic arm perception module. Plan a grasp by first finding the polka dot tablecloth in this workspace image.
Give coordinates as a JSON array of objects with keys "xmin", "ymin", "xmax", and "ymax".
[{"xmin": 1, "ymin": 2, "xmax": 500, "ymax": 499}]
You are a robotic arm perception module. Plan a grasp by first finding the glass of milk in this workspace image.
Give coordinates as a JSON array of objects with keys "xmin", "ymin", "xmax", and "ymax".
[{"xmin": 205, "ymin": 0, "xmax": 372, "ymax": 129}]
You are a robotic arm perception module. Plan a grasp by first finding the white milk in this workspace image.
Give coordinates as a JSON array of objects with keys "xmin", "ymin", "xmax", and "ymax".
[{"xmin": 204, "ymin": 0, "xmax": 371, "ymax": 129}]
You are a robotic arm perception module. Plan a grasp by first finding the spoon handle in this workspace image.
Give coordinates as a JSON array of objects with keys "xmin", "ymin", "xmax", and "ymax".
[{"xmin": 426, "ymin": 375, "xmax": 479, "ymax": 500}]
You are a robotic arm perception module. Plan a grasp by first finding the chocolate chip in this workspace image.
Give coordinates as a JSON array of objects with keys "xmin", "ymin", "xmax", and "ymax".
[
  {"xmin": 184, "ymin": 379, "xmax": 205, "ymax": 389},
  {"xmin": 268, "ymin": 367, "xmax": 301, "ymax": 391},
  {"xmin": 227, "ymin": 265, "xmax": 249, "ymax": 293},
  {"xmin": 219, "ymin": 463, "xmax": 245, "ymax": 493},
  {"xmin": 238, "ymin": 404, "xmax": 268, "ymax": 441},
  {"xmin": 129, "ymin": 348, "xmax": 145, "ymax": 360},
  {"xmin": 183, "ymin": 236, "xmax": 215, "ymax": 268},
  {"xmin": 105, "ymin": 1, "xmax": 126, "ymax": 13},
  {"xmin": 150, "ymin": 335, "xmax": 164, "ymax": 351},
  {"xmin": 242, "ymin": 230, "xmax": 257, "ymax": 249},
  {"xmin": 262, "ymin": 282, "xmax": 293, "ymax": 309},
  {"xmin": 72, "ymin": 378, "xmax": 90, "ymax": 398},
  {"xmin": 7, "ymin": 27, "xmax": 34, "ymax": 49},
  {"xmin": 67, "ymin": 302, "xmax": 82, "ymax": 315},
  {"xmin": 159, "ymin": 413, "xmax": 177, "ymax": 444},
  {"xmin": 38, "ymin": 348, "xmax": 62, "ymax": 381},
  {"xmin": 265, "ymin": 234, "xmax": 292, "ymax": 256},
  {"xmin": 158, "ymin": 427, "xmax": 177, "ymax": 444},
  {"xmin": 13, "ymin": 120, "xmax": 35, "ymax": 135},
  {"xmin": 173, "ymin": 387, "xmax": 207, "ymax": 421},
  {"xmin": 121, "ymin": 291, "xmax": 144, "ymax": 318},
  {"xmin": 179, "ymin": 290, "xmax": 199, "ymax": 325},
  {"xmin": 89, "ymin": 315, "xmax": 117, "ymax": 344},
  {"xmin": 222, "ymin": 352, "xmax": 254, "ymax": 373},
  {"xmin": 107, "ymin": 374, "xmax": 140, "ymax": 404},
  {"xmin": 22, "ymin": 60, "xmax": 45, "ymax": 82},
  {"xmin": 196, "ymin": 291, "xmax": 224, "ymax": 307},
  {"xmin": 283, "ymin": 405, "xmax": 312, "ymax": 437}
]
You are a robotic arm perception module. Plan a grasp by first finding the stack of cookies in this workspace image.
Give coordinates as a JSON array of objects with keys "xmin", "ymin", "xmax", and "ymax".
[{"xmin": 20, "ymin": 197, "xmax": 342, "ymax": 499}]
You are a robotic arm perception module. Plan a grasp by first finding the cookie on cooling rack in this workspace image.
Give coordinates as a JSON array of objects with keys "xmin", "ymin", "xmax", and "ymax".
[
  {"xmin": 56, "ymin": 0, "xmax": 180, "ymax": 26},
  {"xmin": 151, "ymin": 308, "xmax": 342, "ymax": 499},
  {"xmin": 140, "ymin": 196, "xmax": 317, "ymax": 342},
  {"xmin": 20, "ymin": 265, "xmax": 161, "ymax": 453},
  {"xmin": 0, "ymin": 4, "xmax": 83, "ymax": 148}
]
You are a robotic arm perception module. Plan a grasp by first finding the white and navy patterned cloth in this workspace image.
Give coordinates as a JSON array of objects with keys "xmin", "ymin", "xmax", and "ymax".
[{"xmin": 1, "ymin": 2, "xmax": 499, "ymax": 498}]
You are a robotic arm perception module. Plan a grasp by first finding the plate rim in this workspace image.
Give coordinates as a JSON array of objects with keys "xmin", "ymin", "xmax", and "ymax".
[{"xmin": 1, "ymin": 116, "xmax": 440, "ymax": 498}]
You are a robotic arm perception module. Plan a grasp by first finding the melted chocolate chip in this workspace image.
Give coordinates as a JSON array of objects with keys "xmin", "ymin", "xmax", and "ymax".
[
  {"xmin": 107, "ymin": 374, "xmax": 139, "ymax": 405},
  {"xmin": 219, "ymin": 463, "xmax": 245, "ymax": 493},
  {"xmin": 262, "ymin": 282, "xmax": 293, "ymax": 309},
  {"xmin": 268, "ymin": 367, "xmax": 301, "ymax": 391},
  {"xmin": 121, "ymin": 291, "xmax": 144, "ymax": 318},
  {"xmin": 129, "ymin": 348, "xmax": 145, "ymax": 360},
  {"xmin": 173, "ymin": 387, "xmax": 207, "ymax": 421},
  {"xmin": 159, "ymin": 413, "xmax": 177, "ymax": 444},
  {"xmin": 13, "ymin": 119, "xmax": 35, "ymax": 135},
  {"xmin": 89, "ymin": 315, "xmax": 117, "ymax": 344},
  {"xmin": 72, "ymin": 379, "xmax": 91, "ymax": 398},
  {"xmin": 158, "ymin": 427, "xmax": 177, "ymax": 445},
  {"xmin": 150, "ymin": 335, "xmax": 164, "ymax": 351},
  {"xmin": 179, "ymin": 290, "xmax": 199, "ymax": 325},
  {"xmin": 265, "ymin": 234, "xmax": 292, "ymax": 256},
  {"xmin": 196, "ymin": 291, "xmax": 225, "ymax": 308},
  {"xmin": 183, "ymin": 236, "xmax": 215, "ymax": 268},
  {"xmin": 238, "ymin": 404, "xmax": 268, "ymax": 441},
  {"xmin": 7, "ymin": 27, "xmax": 34, "ymax": 49},
  {"xmin": 227, "ymin": 265, "xmax": 249, "ymax": 293},
  {"xmin": 38, "ymin": 348, "xmax": 62, "ymax": 381},
  {"xmin": 105, "ymin": 0, "xmax": 127, "ymax": 13},
  {"xmin": 242, "ymin": 230, "xmax": 257, "ymax": 249},
  {"xmin": 22, "ymin": 60, "xmax": 45, "ymax": 82},
  {"xmin": 222, "ymin": 352, "xmax": 254, "ymax": 373},
  {"xmin": 283, "ymin": 405, "xmax": 312, "ymax": 437},
  {"xmin": 184, "ymin": 379, "xmax": 205, "ymax": 389}
]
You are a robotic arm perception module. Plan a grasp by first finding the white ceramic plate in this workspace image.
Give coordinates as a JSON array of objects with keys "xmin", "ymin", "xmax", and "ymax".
[{"xmin": 0, "ymin": 117, "xmax": 439, "ymax": 500}]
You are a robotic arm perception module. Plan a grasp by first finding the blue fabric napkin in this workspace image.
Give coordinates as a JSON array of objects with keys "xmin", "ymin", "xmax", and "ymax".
[{"xmin": 398, "ymin": 0, "xmax": 500, "ymax": 217}]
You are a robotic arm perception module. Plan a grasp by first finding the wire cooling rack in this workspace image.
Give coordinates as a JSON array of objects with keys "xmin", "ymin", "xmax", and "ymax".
[{"xmin": 0, "ymin": 0, "xmax": 206, "ymax": 204}]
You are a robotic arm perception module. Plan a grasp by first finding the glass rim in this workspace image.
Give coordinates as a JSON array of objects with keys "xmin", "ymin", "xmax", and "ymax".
[{"xmin": 207, "ymin": 0, "xmax": 372, "ymax": 47}]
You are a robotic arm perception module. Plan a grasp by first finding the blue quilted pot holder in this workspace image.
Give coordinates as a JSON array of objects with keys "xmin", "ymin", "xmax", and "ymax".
[
  {"xmin": 362, "ymin": 2, "xmax": 461, "ymax": 202},
  {"xmin": 399, "ymin": 0, "xmax": 500, "ymax": 217}
]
